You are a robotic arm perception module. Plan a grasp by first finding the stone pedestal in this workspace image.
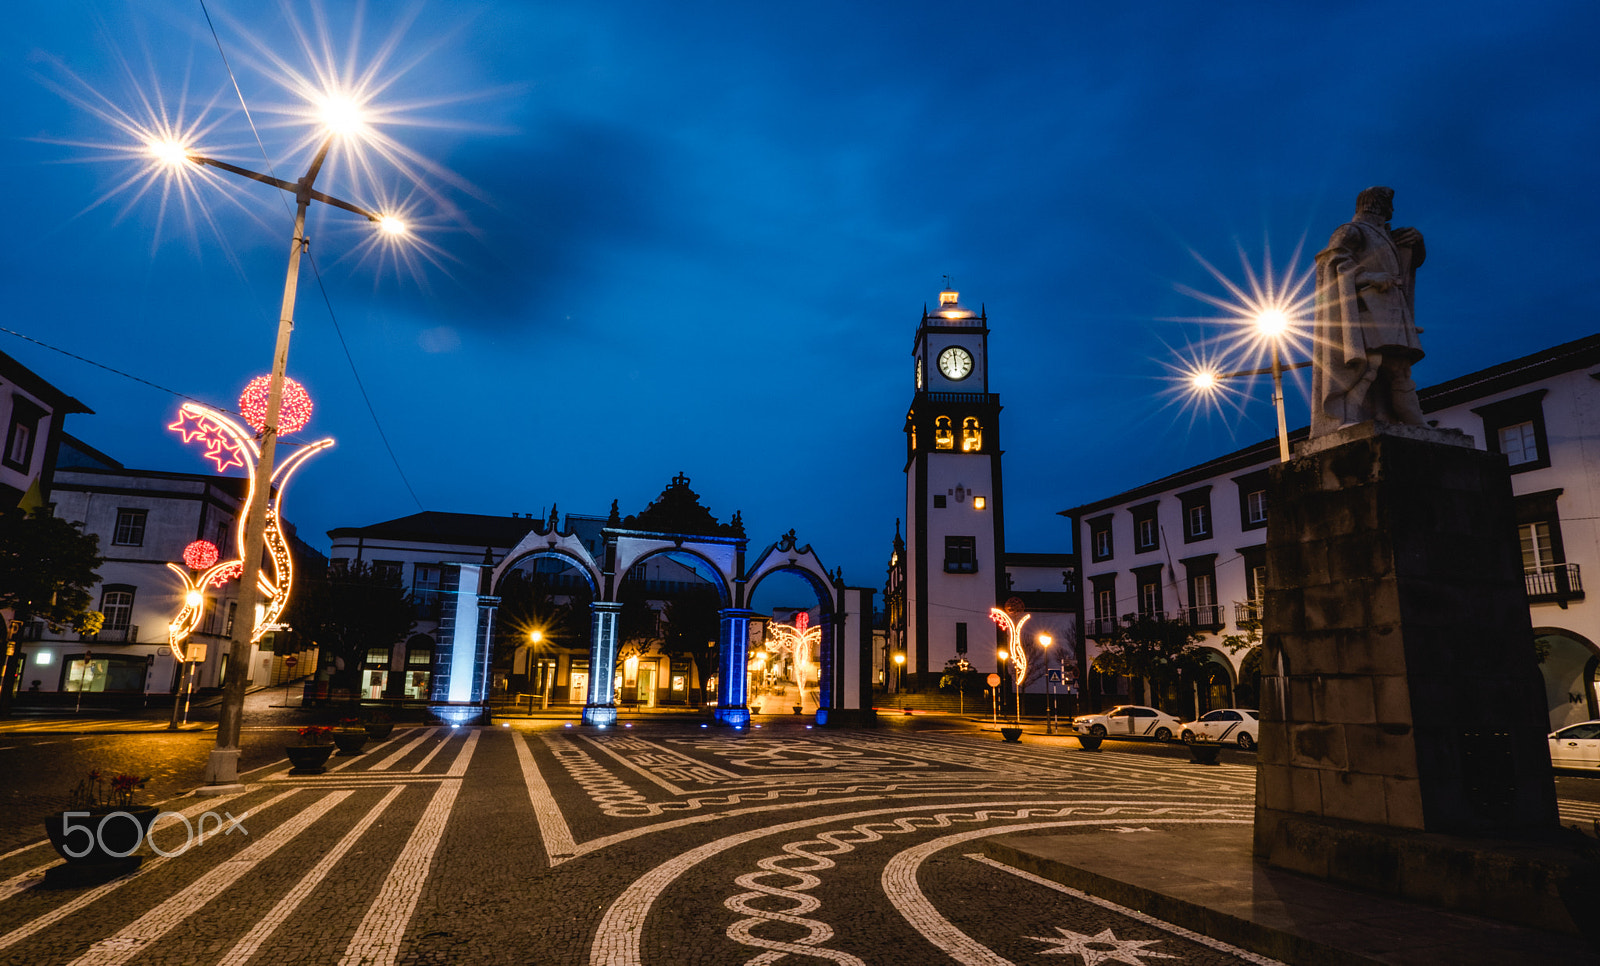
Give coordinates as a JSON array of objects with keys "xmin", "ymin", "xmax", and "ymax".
[{"xmin": 1253, "ymin": 424, "xmax": 1576, "ymax": 923}]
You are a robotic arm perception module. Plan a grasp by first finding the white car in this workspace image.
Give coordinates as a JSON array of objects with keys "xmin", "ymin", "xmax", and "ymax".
[
  {"xmin": 1072, "ymin": 705, "xmax": 1183, "ymax": 742},
  {"xmin": 1181, "ymin": 708, "xmax": 1260, "ymax": 751},
  {"xmin": 1548, "ymin": 721, "xmax": 1600, "ymax": 771}
]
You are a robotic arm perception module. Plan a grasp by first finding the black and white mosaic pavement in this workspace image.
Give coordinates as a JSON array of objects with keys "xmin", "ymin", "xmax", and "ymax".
[{"xmin": 0, "ymin": 718, "xmax": 1305, "ymax": 965}]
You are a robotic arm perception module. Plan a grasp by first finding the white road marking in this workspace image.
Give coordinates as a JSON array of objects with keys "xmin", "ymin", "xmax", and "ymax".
[
  {"xmin": 445, "ymin": 730, "xmax": 479, "ymax": 776},
  {"xmin": 216, "ymin": 785, "xmax": 406, "ymax": 966},
  {"xmin": 967, "ymin": 851, "xmax": 1290, "ymax": 966},
  {"xmin": 591, "ymin": 800, "xmax": 1247, "ymax": 966},
  {"xmin": 516, "ymin": 731, "xmax": 578, "ymax": 865},
  {"xmin": 336, "ymin": 779, "xmax": 462, "ymax": 966},
  {"xmin": 877, "ymin": 820, "xmax": 1269, "ymax": 966},
  {"xmin": 0, "ymin": 788, "xmax": 263, "ymax": 915},
  {"xmin": 67, "ymin": 790, "xmax": 351, "ymax": 966},
  {"xmin": 368, "ymin": 727, "xmax": 436, "ymax": 771}
]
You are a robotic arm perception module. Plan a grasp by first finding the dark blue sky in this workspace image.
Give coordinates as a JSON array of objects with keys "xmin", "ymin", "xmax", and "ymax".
[{"xmin": 6, "ymin": 1, "xmax": 1597, "ymax": 588}]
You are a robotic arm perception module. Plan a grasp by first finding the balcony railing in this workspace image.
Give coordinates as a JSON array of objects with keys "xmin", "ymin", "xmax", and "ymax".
[
  {"xmin": 1526, "ymin": 564, "xmax": 1583, "ymax": 604},
  {"xmin": 1084, "ymin": 616, "xmax": 1119, "ymax": 638},
  {"xmin": 1234, "ymin": 601, "xmax": 1263, "ymax": 625},
  {"xmin": 1182, "ymin": 604, "xmax": 1224, "ymax": 628},
  {"xmin": 83, "ymin": 625, "xmax": 139, "ymax": 643}
]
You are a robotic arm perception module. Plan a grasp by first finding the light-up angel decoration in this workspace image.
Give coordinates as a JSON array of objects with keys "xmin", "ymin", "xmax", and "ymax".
[
  {"xmin": 765, "ymin": 611, "xmax": 821, "ymax": 709},
  {"xmin": 164, "ymin": 379, "xmax": 333, "ymax": 660},
  {"xmin": 990, "ymin": 601, "xmax": 1031, "ymax": 724}
]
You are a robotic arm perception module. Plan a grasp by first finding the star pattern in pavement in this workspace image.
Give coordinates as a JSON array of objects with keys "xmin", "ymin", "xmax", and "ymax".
[{"xmin": 1026, "ymin": 926, "xmax": 1181, "ymax": 964}]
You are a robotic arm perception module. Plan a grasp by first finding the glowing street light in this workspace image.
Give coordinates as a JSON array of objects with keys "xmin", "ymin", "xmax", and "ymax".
[
  {"xmin": 145, "ymin": 106, "xmax": 412, "ymax": 792},
  {"xmin": 1187, "ymin": 307, "xmax": 1313, "ymax": 464},
  {"xmin": 892, "ymin": 651, "xmax": 905, "ymax": 694}
]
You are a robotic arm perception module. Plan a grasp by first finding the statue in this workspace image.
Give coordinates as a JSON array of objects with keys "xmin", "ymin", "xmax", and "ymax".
[{"xmin": 1310, "ymin": 186, "xmax": 1427, "ymax": 436}]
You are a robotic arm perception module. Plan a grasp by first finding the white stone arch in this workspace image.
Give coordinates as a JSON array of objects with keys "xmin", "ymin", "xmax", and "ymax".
[
  {"xmin": 610, "ymin": 533, "xmax": 737, "ymax": 607},
  {"xmin": 493, "ymin": 531, "xmax": 603, "ymax": 597},
  {"xmin": 1534, "ymin": 625, "xmax": 1600, "ymax": 729}
]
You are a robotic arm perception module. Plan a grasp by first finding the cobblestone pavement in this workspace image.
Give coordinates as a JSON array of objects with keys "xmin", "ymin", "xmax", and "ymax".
[{"xmin": 0, "ymin": 713, "xmax": 1581, "ymax": 965}]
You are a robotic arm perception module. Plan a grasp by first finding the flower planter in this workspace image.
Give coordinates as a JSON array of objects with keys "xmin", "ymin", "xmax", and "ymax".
[
  {"xmin": 1000, "ymin": 727, "xmax": 1023, "ymax": 742},
  {"xmin": 793, "ymin": 706, "xmax": 803, "ymax": 715},
  {"xmin": 286, "ymin": 744, "xmax": 335, "ymax": 774},
  {"xmin": 332, "ymin": 732, "xmax": 368, "ymax": 756},
  {"xmin": 45, "ymin": 805, "xmax": 158, "ymax": 872},
  {"xmin": 364, "ymin": 722, "xmax": 394, "ymax": 741},
  {"xmin": 1074, "ymin": 733, "xmax": 1103, "ymax": 751},
  {"xmin": 1188, "ymin": 742, "xmax": 1222, "ymax": 765}
]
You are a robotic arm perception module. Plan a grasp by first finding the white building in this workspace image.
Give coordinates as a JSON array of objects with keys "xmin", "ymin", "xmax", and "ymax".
[
  {"xmin": 1064, "ymin": 334, "xmax": 1600, "ymax": 729},
  {"xmin": 21, "ymin": 435, "xmax": 319, "ymax": 699}
]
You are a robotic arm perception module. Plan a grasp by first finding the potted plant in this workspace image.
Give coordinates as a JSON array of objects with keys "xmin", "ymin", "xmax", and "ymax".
[
  {"xmin": 1188, "ymin": 732, "xmax": 1222, "ymax": 765},
  {"xmin": 332, "ymin": 718, "xmax": 368, "ymax": 756},
  {"xmin": 1000, "ymin": 726, "xmax": 1023, "ymax": 742},
  {"xmin": 287, "ymin": 725, "xmax": 336, "ymax": 773},
  {"xmin": 1073, "ymin": 729, "xmax": 1103, "ymax": 751},
  {"xmin": 363, "ymin": 710, "xmax": 394, "ymax": 741},
  {"xmin": 45, "ymin": 770, "xmax": 156, "ymax": 874}
]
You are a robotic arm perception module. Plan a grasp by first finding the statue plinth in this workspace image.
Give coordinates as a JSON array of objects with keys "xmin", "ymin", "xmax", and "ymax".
[{"xmin": 1253, "ymin": 425, "xmax": 1595, "ymax": 934}]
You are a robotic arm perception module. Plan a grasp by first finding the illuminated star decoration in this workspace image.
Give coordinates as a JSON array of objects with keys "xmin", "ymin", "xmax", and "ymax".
[
  {"xmin": 164, "ymin": 386, "xmax": 333, "ymax": 649},
  {"xmin": 1026, "ymin": 926, "xmax": 1179, "ymax": 965}
]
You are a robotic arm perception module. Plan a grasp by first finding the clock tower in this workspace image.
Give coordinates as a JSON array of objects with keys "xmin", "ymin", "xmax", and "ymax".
[{"xmin": 903, "ymin": 284, "xmax": 1007, "ymax": 685}]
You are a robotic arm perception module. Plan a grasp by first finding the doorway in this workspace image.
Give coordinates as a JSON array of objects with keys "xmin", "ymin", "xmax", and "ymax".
[{"xmin": 638, "ymin": 665, "xmax": 657, "ymax": 708}]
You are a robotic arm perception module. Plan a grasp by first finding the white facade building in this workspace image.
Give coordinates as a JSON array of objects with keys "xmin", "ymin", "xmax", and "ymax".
[
  {"xmin": 1064, "ymin": 334, "xmax": 1600, "ymax": 729},
  {"xmin": 21, "ymin": 436, "xmax": 319, "ymax": 698}
]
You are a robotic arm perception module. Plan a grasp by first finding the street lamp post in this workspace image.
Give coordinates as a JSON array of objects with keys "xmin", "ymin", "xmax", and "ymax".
[
  {"xmin": 995, "ymin": 648, "xmax": 1009, "ymax": 722},
  {"xmin": 1038, "ymin": 633, "xmax": 1054, "ymax": 734},
  {"xmin": 528, "ymin": 630, "xmax": 544, "ymax": 712},
  {"xmin": 1189, "ymin": 309, "xmax": 1312, "ymax": 463},
  {"xmin": 152, "ymin": 128, "xmax": 407, "ymax": 791},
  {"xmin": 892, "ymin": 652, "xmax": 905, "ymax": 695}
]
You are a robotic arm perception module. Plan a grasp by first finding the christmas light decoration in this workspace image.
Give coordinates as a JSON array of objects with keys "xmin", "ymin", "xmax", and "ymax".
[
  {"xmin": 183, "ymin": 540, "xmax": 220, "ymax": 570},
  {"xmin": 765, "ymin": 613, "xmax": 821, "ymax": 708},
  {"xmin": 990, "ymin": 605, "xmax": 1032, "ymax": 725},
  {"xmin": 239, "ymin": 374, "xmax": 314, "ymax": 435},
  {"xmin": 164, "ymin": 396, "xmax": 333, "ymax": 651}
]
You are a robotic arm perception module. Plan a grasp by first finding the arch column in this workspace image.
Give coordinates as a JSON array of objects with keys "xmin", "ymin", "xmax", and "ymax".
[
  {"xmin": 582, "ymin": 601, "xmax": 623, "ymax": 727},
  {"xmin": 814, "ymin": 612, "xmax": 838, "ymax": 725},
  {"xmin": 714, "ymin": 608, "xmax": 758, "ymax": 728}
]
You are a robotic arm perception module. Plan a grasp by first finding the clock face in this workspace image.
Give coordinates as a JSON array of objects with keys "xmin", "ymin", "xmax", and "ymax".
[{"xmin": 937, "ymin": 346, "xmax": 974, "ymax": 381}]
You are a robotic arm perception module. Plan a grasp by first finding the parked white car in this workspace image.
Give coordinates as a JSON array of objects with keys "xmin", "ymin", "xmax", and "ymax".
[
  {"xmin": 1548, "ymin": 721, "xmax": 1600, "ymax": 771},
  {"xmin": 1072, "ymin": 705, "xmax": 1183, "ymax": 742},
  {"xmin": 1181, "ymin": 708, "xmax": 1260, "ymax": 751}
]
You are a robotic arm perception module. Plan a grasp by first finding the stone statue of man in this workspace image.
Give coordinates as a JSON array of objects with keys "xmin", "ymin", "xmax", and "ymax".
[{"xmin": 1310, "ymin": 186, "xmax": 1427, "ymax": 436}]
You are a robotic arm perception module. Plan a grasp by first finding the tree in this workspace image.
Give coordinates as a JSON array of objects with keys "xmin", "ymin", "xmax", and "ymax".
[
  {"xmin": 0, "ymin": 508, "xmax": 105, "ymax": 715},
  {"xmin": 661, "ymin": 587, "xmax": 721, "ymax": 694},
  {"xmin": 1091, "ymin": 613, "xmax": 1207, "ymax": 711},
  {"xmin": 295, "ymin": 562, "xmax": 416, "ymax": 690},
  {"xmin": 938, "ymin": 657, "xmax": 985, "ymax": 695}
]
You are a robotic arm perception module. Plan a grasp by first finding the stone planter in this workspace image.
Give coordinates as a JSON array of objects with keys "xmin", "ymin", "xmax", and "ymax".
[
  {"xmin": 1074, "ymin": 733, "xmax": 1103, "ymax": 751},
  {"xmin": 1000, "ymin": 727, "xmax": 1023, "ymax": 742},
  {"xmin": 1188, "ymin": 742, "xmax": 1222, "ymax": 765},
  {"xmin": 332, "ymin": 732, "xmax": 368, "ymax": 756},
  {"xmin": 45, "ymin": 805, "xmax": 158, "ymax": 873},
  {"xmin": 364, "ymin": 722, "xmax": 394, "ymax": 741},
  {"xmin": 793, "ymin": 706, "xmax": 803, "ymax": 715},
  {"xmin": 286, "ymin": 744, "xmax": 336, "ymax": 774}
]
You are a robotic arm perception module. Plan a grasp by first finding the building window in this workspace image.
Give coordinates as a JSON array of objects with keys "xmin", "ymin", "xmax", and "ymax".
[
  {"xmin": 413, "ymin": 564, "xmax": 443, "ymax": 617},
  {"xmin": 331, "ymin": 557, "xmax": 349, "ymax": 575},
  {"xmin": 1519, "ymin": 521, "xmax": 1555, "ymax": 572},
  {"xmin": 944, "ymin": 536, "xmax": 978, "ymax": 574},
  {"xmin": 934, "ymin": 416, "xmax": 954, "ymax": 450},
  {"xmin": 101, "ymin": 585, "xmax": 135, "ymax": 632},
  {"xmin": 961, "ymin": 417, "xmax": 982, "ymax": 452},
  {"xmin": 1088, "ymin": 515, "xmax": 1113, "ymax": 563},
  {"xmin": 1089, "ymin": 573, "xmax": 1117, "ymax": 638},
  {"xmin": 1179, "ymin": 485, "xmax": 1213, "ymax": 543},
  {"xmin": 1474, "ymin": 389, "xmax": 1551, "ymax": 474},
  {"xmin": 1131, "ymin": 502, "xmax": 1159, "ymax": 553},
  {"xmin": 3, "ymin": 395, "xmax": 46, "ymax": 472},
  {"xmin": 113, "ymin": 509, "xmax": 148, "ymax": 547},
  {"xmin": 1132, "ymin": 564, "xmax": 1163, "ymax": 619},
  {"xmin": 1182, "ymin": 553, "xmax": 1220, "ymax": 628},
  {"xmin": 933, "ymin": 494, "xmax": 947, "ymax": 509},
  {"xmin": 955, "ymin": 622, "xmax": 968, "ymax": 654},
  {"xmin": 373, "ymin": 560, "xmax": 403, "ymax": 581},
  {"xmin": 1236, "ymin": 469, "xmax": 1270, "ymax": 531}
]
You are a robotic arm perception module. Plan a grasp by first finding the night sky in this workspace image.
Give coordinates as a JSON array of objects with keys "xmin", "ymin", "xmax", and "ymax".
[{"xmin": 5, "ymin": 1, "xmax": 1597, "ymax": 590}]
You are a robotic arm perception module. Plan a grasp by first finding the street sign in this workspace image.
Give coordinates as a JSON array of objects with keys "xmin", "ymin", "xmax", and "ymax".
[
  {"xmin": 284, "ymin": 656, "xmax": 298, "ymax": 668},
  {"xmin": 1045, "ymin": 668, "xmax": 1062, "ymax": 684},
  {"xmin": 986, "ymin": 673, "xmax": 1001, "ymax": 688}
]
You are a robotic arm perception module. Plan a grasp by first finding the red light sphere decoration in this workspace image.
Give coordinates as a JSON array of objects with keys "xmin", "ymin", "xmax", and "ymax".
[
  {"xmin": 239, "ymin": 375, "xmax": 313, "ymax": 435},
  {"xmin": 182, "ymin": 540, "xmax": 220, "ymax": 571}
]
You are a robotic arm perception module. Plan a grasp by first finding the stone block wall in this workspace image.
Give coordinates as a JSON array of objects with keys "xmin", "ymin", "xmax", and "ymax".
[{"xmin": 1255, "ymin": 425, "xmax": 1557, "ymax": 856}]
